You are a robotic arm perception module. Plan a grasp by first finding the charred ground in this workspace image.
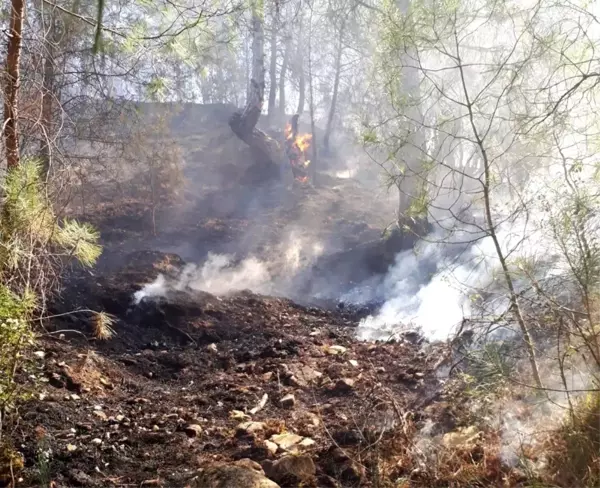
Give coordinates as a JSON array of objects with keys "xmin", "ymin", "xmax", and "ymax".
[{"xmin": 7, "ymin": 105, "xmax": 457, "ymax": 488}]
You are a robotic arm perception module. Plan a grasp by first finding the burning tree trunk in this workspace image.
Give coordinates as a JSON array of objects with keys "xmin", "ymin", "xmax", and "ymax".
[
  {"xmin": 229, "ymin": 0, "xmax": 282, "ymax": 181},
  {"xmin": 284, "ymin": 114, "xmax": 313, "ymax": 183},
  {"xmin": 3, "ymin": 0, "xmax": 25, "ymax": 170}
]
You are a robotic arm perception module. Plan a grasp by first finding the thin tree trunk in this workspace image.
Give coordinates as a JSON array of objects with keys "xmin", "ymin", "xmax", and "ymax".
[
  {"xmin": 278, "ymin": 38, "xmax": 290, "ymax": 120},
  {"xmin": 296, "ymin": 13, "xmax": 305, "ymax": 115},
  {"xmin": 40, "ymin": 13, "xmax": 57, "ymax": 176},
  {"xmin": 307, "ymin": 4, "xmax": 316, "ymax": 184},
  {"xmin": 297, "ymin": 65, "xmax": 305, "ymax": 115},
  {"xmin": 229, "ymin": 0, "xmax": 281, "ymax": 179},
  {"xmin": 251, "ymin": 0, "xmax": 265, "ymax": 96},
  {"xmin": 3, "ymin": 0, "xmax": 25, "ymax": 170},
  {"xmin": 455, "ymin": 38, "xmax": 543, "ymax": 389},
  {"xmin": 323, "ymin": 21, "xmax": 345, "ymax": 153},
  {"xmin": 267, "ymin": 2, "xmax": 279, "ymax": 121}
]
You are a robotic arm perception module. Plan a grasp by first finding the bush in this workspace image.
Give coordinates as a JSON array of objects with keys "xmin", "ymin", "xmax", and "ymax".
[{"xmin": 0, "ymin": 159, "xmax": 101, "ymax": 441}]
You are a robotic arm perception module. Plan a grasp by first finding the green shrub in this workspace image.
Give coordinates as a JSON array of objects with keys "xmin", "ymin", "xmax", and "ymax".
[{"xmin": 0, "ymin": 159, "xmax": 102, "ymax": 440}]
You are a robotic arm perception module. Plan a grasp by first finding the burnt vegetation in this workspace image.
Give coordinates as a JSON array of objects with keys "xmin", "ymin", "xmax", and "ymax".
[{"xmin": 0, "ymin": 0, "xmax": 599, "ymax": 488}]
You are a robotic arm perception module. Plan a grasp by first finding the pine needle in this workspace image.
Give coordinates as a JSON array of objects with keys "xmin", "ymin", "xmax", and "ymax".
[{"xmin": 91, "ymin": 311, "xmax": 116, "ymax": 340}]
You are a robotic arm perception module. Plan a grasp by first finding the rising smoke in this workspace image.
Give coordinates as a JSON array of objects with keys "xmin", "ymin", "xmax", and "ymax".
[{"xmin": 133, "ymin": 230, "xmax": 326, "ymax": 304}]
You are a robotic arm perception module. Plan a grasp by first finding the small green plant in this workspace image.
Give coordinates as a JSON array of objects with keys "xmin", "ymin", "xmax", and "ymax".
[{"xmin": 34, "ymin": 426, "xmax": 52, "ymax": 488}]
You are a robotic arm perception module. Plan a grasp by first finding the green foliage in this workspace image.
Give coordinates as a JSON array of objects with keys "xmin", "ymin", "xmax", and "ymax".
[
  {"xmin": 0, "ymin": 159, "xmax": 102, "ymax": 276},
  {"xmin": 0, "ymin": 159, "xmax": 101, "ymax": 426},
  {"xmin": 405, "ymin": 184, "xmax": 429, "ymax": 220},
  {"xmin": 0, "ymin": 316, "xmax": 34, "ymax": 411},
  {"xmin": 463, "ymin": 341, "xmax": 514, "ymax": 392}
]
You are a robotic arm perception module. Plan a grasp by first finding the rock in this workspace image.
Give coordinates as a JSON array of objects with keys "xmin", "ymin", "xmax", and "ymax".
[
  {"xmin": 66, "ymin": 443, "xmax": 77, "ymax": 452},
  {"xmin": 93, "ymin": 411, "xmax": 107, "ymax": 420},
  {"xmin": 283, "ymin": 375, "xmax": 301, "ymax": 387},
  {"xmin": 270, "ymin": 433, "xmax": 303, "ymax": 450},
  {"xmin": 299, "ymin": 437, "xmax": 316, "ymax": 448},
  {"xmin": 262, "ymin": 455, "xmax": 316, "ymax": 484},
  {"xmin": 68, "ymin": 469, "xmax": 94, "ymax": 485},
  {"xmin": 235, "ymin": 458, "xmax": 264, "ymax": 473},
  {"xmin": 237, "ymin": 421, "xmax": 266, "ymax": 436},
  {"xmin": 348, "ymin": 359, "xmax": 359, "ymax": 368},
  {"xmin": 293, "ymin": 411, "xmax": 320, "ymax": 429},
  {"xmin": 286, "ymin": 364, "xmax": 322, "ymax": 386},
  {"xmin": 332, "ymin": 378, "xmax": 355, "ymax": 394},
  {"xmin": 34, "ymin": 351, "xmax": 45, "ymax": 359},
  {"xmin": 207, "ymin": 343, "xmax": 218, "ymax": 353},
  {"xmin": 323, "ymin": 345, "xmax": 347, "ymax": 356},
  {"xmin": 193, "ymin": 465, "xmax": 280, "ymax": 488},
  {"xmin": 261, "ymin": 372, "xmax": 274, "ymax": 382},
  {"xmin": 264, "ymin": 440, "xmax": 278, "ymax": 455},
  {"xmin": 91, "ymin": 438, "xmax": 102, "ymax": 445},
  {"xmin": 279, "ymin": 394, "xmax": 296, "ymax": 409},
  {"xmin": 322, "ymin": 447, "xmax": 364, "ymax": 484},
  {"xmin": 184, "ymin": 424, "xmax": 203, "ymax": 438}
]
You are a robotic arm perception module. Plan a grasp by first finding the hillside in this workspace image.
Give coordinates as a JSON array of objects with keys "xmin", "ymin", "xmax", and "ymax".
[{"xmin": 3, "ymin": 103, "xmax": 589, "ymax": 488}]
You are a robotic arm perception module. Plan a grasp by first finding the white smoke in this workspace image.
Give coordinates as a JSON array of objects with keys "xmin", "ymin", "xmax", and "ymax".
[
  {"xmin": 355, "ymin": 209, "xmax": 569, "ymax": 341},
  {"xmin": 133, "ymin": 252, "xmax": 273, "ymax": 304},
  {"xmin": 133, "ymin": 232, "xmax": 325, "ymax": 304}
]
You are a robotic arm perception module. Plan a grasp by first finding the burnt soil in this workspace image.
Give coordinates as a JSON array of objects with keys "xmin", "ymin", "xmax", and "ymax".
[
  {"xmin": 6, "ymin": 106, "xmax": 450, "ymax": 488},
  {"xmin": 11, "ymin": 250, "xmax": 447, "ymax": 487}
]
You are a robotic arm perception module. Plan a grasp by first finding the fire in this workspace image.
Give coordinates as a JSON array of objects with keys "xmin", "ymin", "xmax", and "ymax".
[
  {"xmin": 285, "ymin": 123, "xmax": 313, "ymax": 155},
  {"xmin": 285, "ymin": 122, "xmax": 313, "ymax": 182},
  {"xmin": 296, "ymin": 133, "xmax": 312, "ymax": 155}
]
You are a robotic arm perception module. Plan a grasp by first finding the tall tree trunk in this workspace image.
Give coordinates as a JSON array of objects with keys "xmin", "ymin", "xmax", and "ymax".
[
  {"xmin": 278, "ymin": 38, "xmax": 290, "ymax": 120},
  {"xmin": 296, "ymin": 13, "xmax": 305, "ymax": 115},
  {"xmin": 40, "ymin": 12, "xmax": 57, "ymax": 176},
  {"xmin": 297, "ymin": 66, "xmax": 305, "ymax": 115},
  {"xmin": 267, "ymin": 2, "xmax": 279, "ymax": 121},
  {"xmin": 323, "ymin": 21, "xmax": 345, "ymax": 153},
  {"xmin": 307, "ymin": 4, "xmax": 316, "ymax": 184},
  {"xmin": 395, "ymin": 0, "xmax": 425, "ymax": 229},
  {"xmin": 3, "ymin": 0, "xmax": 25, "ymax": 170},
  {"xmin": 233, "ymin": 0, "xmax": 264, "ymax": 136},
  {"xmin": 229, "ymin": 0, "xmax": 282, "ymax": 182}
]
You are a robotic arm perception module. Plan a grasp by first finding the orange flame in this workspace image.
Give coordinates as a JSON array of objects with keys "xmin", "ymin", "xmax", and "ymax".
[
  {"xmin": 285, "ymin": 122, "xmax": 313, "ymax": 183},
  {"xmin": 285, "ymin": 123, "xmax": 312, "ymax": 166}
]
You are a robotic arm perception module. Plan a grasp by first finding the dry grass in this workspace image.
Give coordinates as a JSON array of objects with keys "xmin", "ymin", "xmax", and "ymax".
[{"xmin": 544, "ymin": 391, "xmax": 600, "ymax": 487}]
